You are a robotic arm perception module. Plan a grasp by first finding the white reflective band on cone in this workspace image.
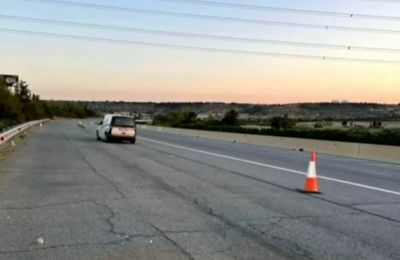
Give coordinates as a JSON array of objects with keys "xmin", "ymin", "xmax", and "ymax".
[{"xmin": 307, "ymin": 161, "xmax": 317, "ymax": 178}]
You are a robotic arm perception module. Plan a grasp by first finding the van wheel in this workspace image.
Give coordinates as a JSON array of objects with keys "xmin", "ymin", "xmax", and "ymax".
[
  {"xmin": 96, "ymin": 131, "xmax": 100, "ymax": 141},
  {"xmin": 130, "ymin": 138, "xmax": 136, "ymax": 144},
  {"xmin": 105, "ymin": 135, "xmax": 111, "ymax": 143}
]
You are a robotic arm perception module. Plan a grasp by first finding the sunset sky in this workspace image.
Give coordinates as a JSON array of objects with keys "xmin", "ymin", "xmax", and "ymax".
[{"xmin": 1, "ymin": 0, "xmax": 400, "ymax": 104}]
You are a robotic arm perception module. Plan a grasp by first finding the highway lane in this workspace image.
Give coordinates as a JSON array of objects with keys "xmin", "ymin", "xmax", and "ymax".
[
  {"xmin": 138, "ymin": 126, "xmax": 400, "ymax": 204},
  {"xmin": 0, "ymin": 119, "xmax": 399, "ymax": 259}
]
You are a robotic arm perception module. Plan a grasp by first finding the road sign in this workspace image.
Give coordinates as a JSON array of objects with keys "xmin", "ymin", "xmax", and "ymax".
[{"xmin": 0, "ymin": 74, "xmax": 19, "ymax": 87}]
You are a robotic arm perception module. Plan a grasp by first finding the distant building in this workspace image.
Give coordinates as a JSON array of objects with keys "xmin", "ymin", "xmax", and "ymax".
[
  {"xmin": 196, "ymin": 113, "xmax": 210, "ymax": 120},
  {"xmin": 139, "ymin": 113, "xmax": 152, "ymax": 120},
  {"xmin": 332, "ymin": 100, "xmax": 349, "ymax": 104},
  {"xmin": 370, "ymin": 121, "xmax": 383, "ymax": 128},
  {"xmin": 238, "ymin": 113, "xmax": 250, "ymax": 120}
]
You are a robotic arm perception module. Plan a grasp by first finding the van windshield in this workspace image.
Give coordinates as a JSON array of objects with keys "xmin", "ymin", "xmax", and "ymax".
[{"xmin": 111, "ymin": 117, "xmax": 135, "ymax": 127}]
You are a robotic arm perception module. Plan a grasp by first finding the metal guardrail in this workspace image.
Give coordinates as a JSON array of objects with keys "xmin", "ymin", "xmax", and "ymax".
[
  {"xmin": 0, "ymin": 119, "xmax": 49, "ymax": 146},
  {"xmin": 0, "ymin": 122, "xmax": 26, "ymax": 135},
  {"xmin": 135, "ymin": 119, "xmax": 153, "ymax": 124}
]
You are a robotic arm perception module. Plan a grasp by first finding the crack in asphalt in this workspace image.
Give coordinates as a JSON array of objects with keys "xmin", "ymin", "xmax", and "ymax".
[
  {"xmin": 349, "ymin": 201, "xmax": 400, "ymax": 207},
  {"xmin": 245, "ymin": 212, "xmax": 368, "ymax": 260},
  {"xmin": 245, "ymin": 211, "xmax": 400, "ymax": 260},
  {"xmin": 149, "ymin": 223, "xmax": 195, "ymax": 260},
  {"xmin": 82, "ymin": 155, "xmax": 127, "ymax": 200},
  {"xmin": 0, "ymin": 234, "xmax": 158, "ymax": 255},
  {"xmin": 0, "ymin": 199, "xmax": 94, "ymax": 210},
  {"xmin": 314, "ymin": 196, "xmax": 400, "ymax": 224},
  {"xmin": 245, "ymin": 218, "xmax": 314, "ymax": 260},
  {"xmin": 63, "ymin": 130, "xmax": 127, "ymax": 200},
  {"xmin": 162, "ymin": 227, "xmax": 231, "ymax": 235},
  {"xmin": 192, "ymin": 245, "xmax": 235, "ymax": 257},
  {"xmin": 0, "ymin": 242, "xmax": 113, "ymax": 255},
  {"xmin": 0, "ymin": 198, "xmax": 156, "ymax": 255},
  {"xmin": 91, "ymin": 199, "xmax": 138, "ymax": 242}
]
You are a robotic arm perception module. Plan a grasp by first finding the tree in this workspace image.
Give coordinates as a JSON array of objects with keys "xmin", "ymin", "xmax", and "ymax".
[
  {"xmin": 222, "ymin": 109, "xmax": 239, "ymax": 126},
  {"xmin": 1, "ymin": 77, "xmax": 96, "ymax": 128},
  {"xmin": 281, "ymin": 114, "xmax": 295, "ymax": 129},
  {"xmin": 15, "ymin": 81, "xmax": 31, "ymax": 102},
  {"xmin": 270, "ymin": 115, "xmax": 296, "ymax": 130},
  {"xmin": 270, "ymin": 117, "xmax": 281, "ymax": 130},
  {"xmin": 314, "ymin": 123, "xmax": 323, "ymax": 128},
  {"xmin": 0, "ymin": 80, "xmax": 22, "ymax": 121},
  {"xmin": 32, "ymin": 94, "xmax": 40, "ymax": 101},
  {"xmin": 180, "ymin": 111, "xmax": 197, "ymax": 124}
]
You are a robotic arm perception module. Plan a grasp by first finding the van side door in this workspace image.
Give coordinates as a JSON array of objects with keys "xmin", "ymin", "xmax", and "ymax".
[{"xmin": 101, "ymin": 116, "xmax": 111, "ymax": 138}]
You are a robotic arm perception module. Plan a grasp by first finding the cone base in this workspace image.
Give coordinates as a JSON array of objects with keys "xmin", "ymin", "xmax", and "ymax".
[{"xmin": 296, "ymin": 188, "xmax": 322, "ymax": 194}]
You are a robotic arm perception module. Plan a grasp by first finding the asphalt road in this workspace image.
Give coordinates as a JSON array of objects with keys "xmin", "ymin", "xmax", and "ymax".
[{"xmin": 0, "ymin": 119, "xmax": 399, "ymax": 259}]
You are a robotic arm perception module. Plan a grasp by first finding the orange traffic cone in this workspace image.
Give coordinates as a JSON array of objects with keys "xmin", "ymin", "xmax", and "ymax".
[{"xmin": 297, "ymin": 152, "xmax": 322, "ymax": 194}]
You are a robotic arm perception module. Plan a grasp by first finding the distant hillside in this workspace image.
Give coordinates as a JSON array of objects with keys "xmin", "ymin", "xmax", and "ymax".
[{"xmin": 51, "ymin": 101, "xmax": 400, "ymax": 120}]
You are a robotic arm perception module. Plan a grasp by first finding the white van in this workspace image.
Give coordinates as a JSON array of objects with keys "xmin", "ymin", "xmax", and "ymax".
[{"xmin": 96, "ymin": 114, "xmax": 136, "ymax": 144}]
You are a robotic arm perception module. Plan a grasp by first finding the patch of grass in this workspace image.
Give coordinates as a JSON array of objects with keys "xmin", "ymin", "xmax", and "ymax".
[
  {"xmin": 0, "ymin": 142, "xmax": 12, "ymax": 162},
  {"xmin": 0, "ymin": 129, "xmax": 33, "ymax": 163}
]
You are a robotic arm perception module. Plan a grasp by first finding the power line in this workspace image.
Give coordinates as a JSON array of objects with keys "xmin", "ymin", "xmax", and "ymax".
[
  {"xmin": 0, "ymin": 27, "xmax": 398, "ymax": 64},
  {"xmin": 158, "ymin": 0, "xmax": 400, "ymax": 21},
  {"xmin": 357, "ymin": 0, "xmax": 400, "ymax": 3},
  {"xmin": 18, "ymin": 0, "xmax": 400, "ymax": 34},
  {"xmin": 1, "ymin": 14, "xmax": 399, "ymax": 53}
]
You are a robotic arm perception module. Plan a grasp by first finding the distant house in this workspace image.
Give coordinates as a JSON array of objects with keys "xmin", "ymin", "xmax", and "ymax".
[
  {"xmin": 139, "ymin": 113, "xmax": 152, "ymax": 120},
  {"xmin": 342, "ymin": 120, "xmax": 354, "ymax": 127},
  {"xmin": 370, "ymin": 121, "xmax": 383, "ymax": 128},
  {"xmin": 196, "ymin": 113, "xmax": 210, "ymax": 120},
  {"xmin": 238, "ymin": 113, "xmax": 250, "ymax": 120}
]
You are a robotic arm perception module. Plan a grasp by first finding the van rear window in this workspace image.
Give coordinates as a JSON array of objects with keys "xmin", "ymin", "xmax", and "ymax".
[{"xmin": 111, "ymin": 117, "xmax": 135, "ymax": 127}]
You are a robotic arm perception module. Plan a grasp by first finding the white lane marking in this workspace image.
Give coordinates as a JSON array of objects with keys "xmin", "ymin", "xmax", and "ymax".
[{"xmin": 140, "ymin": 136, "xmax": 400, "ymax": 197}]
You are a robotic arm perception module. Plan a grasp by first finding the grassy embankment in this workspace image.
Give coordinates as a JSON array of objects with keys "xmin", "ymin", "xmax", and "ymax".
[{"xmin": 153, "ymin": 111, "xmax": 400, "ymax": 146}]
